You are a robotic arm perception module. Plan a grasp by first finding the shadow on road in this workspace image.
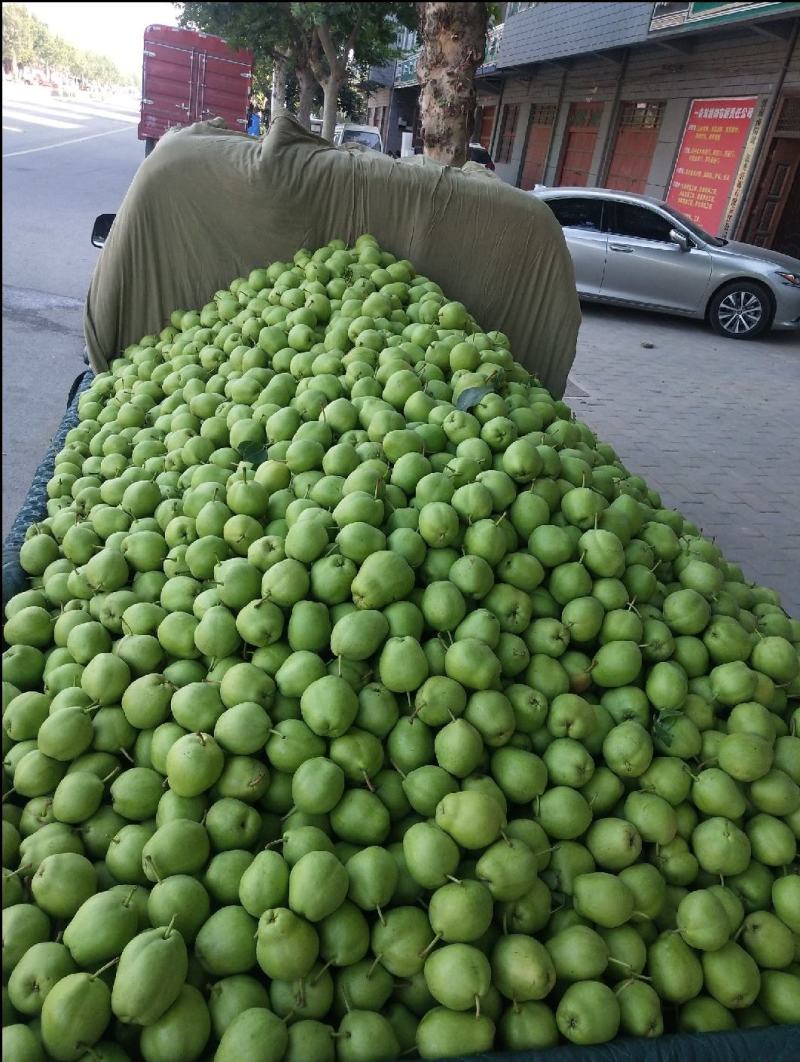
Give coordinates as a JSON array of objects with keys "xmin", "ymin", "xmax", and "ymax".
[{"xmin": 577, "ymin": 299, "xmax": 800, "ymax": 353}]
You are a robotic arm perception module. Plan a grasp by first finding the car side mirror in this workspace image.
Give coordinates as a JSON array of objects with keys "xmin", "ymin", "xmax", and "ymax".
[
  {"xmin": 670, "ymin": 228, "xmax": 692, "ymax": 252},
  {"xmin": 91, "ymin": 213, "xmax": 116, "ymax": 248}
]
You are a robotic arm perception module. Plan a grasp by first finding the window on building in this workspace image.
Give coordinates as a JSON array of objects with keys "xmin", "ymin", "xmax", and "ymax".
[
  {"xmin": 776, "ymin": 96, "xmax": 800, "ymax": 133},
  {"xmin": 495, "ymin": 103, "xmax": 520, "ymax": 164},
  {"xmin": 569, "ymin": 103, "xmax": 603, "ymax": 128},
  {"xmin": 610, "ymin": 202, "xmax": 673, "ymax": 242},
  {"xmin": 546, "ymin": 197, "xmax": 605, "ymax": 231},
  {"xmin": 398, "ymin": 27, "xmax": 418, "ymax": 52},
  {"xmin": 618, "ymin": 100, "xmax": 664, "ymax": 129},
  {"xmin": 506, "ymin": 2, "xmax": 535, "ymax": 17},
  {"xmin": 531, "ymin": 103, "xmax": 557, "ymax": 126}
]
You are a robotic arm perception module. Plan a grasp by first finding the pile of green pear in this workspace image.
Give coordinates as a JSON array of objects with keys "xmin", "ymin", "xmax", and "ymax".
[{"xmin": 3, "ymin": 235, "xmax": 799, "ymax": 1062}]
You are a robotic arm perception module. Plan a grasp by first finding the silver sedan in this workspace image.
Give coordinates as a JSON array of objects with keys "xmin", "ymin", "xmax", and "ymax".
[{"xmin": 532, "ymin": 187, "xmax": 800, "ymax": 339}]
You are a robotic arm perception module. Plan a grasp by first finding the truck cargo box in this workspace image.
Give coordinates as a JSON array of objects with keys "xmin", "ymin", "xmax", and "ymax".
[{"xmin": 138, "ymin": 24, "xmax": 253, "ymax": 154}]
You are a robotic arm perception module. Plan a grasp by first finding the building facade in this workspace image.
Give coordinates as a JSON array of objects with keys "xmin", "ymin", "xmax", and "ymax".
[{"xmin": 367, "ymin": 2, "xmax": 800, "ymax": 255}]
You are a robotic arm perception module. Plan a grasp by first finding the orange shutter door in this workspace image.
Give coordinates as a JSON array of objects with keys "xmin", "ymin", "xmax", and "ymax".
[
  {"xmin": 479, "ymin": 106, "xmax": 496, "ymax": 148},
  {"xmin": 558, "ymin": 129, "xmax": 598, "ymax": 186},
  {"xmin": 520, "ymin": 123, "xmax": 552, "ymax": 189},
  {"xmin": 605, "ymin": 125, "xmax": 660, "ymax": 193},
  {"xmin": 557, "ymin": 102, "xmax": 603, "ymax": 187}
]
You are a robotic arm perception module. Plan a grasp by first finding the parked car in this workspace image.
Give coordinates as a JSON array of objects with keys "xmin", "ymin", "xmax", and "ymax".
[
  {"xmin": 333, "ymin": 124, "xmax": 383, "ymax": 152},
  {"xmin": 468, "ymin": 143, "xmax": 495, "ymax": 170},
  {"xmin": 531, "ymin": 187, "xmax": 800, "ymax": 339}
]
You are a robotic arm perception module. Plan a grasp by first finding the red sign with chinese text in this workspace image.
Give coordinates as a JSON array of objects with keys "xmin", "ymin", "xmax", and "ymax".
[{"xmin": 666, "ymin": 97, "xmax": 757, "ymax": 235}]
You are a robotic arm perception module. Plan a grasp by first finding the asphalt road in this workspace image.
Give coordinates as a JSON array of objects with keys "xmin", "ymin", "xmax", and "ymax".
[
  {"xmin": 2, "ymin": 82, "xmax": 144, "ymax": 536},
  {"xmin": 568, "ymin": 304, "xmax": 800, "ymax": 616},
  {"xmin": 3, "ymin": 87, "xmax": 798, "ymax": 613}
]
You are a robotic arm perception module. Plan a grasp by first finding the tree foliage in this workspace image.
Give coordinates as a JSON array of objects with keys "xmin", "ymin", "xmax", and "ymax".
[
  {"xmin": 179, "ymin": 2, "xmax": 304, "ymax": 71},
  {"xmin": 3, "ymin": 3, "xmax": 36, "ymax": 67},
  {"xmin": 282, "ymin": 63, "xmax": 374, "ymax": 123},
  {"xmin": 177, "ymin": 1, "xmax": 415, "ymax": 135},
  {"xmin": 293, "ymin": 2, "xmax": 413, "ymax": 138},
  {"xmin": 179, "ymin": 2, "xmax": 314, "ymax": 123},
  {"xmin": 2, "ymin": 2, "xmax": 131, "ymax": 86}
]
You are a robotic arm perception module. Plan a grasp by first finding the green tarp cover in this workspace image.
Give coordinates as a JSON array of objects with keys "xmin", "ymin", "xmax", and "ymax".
[{"xmin": 84, "ymin": 114, "xmax": 581, "ymax": 398}]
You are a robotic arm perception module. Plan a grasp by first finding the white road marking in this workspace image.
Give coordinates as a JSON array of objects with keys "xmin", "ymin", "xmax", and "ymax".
[
  {"xmin": 2, "ymin": 125, "xmax": 133, "ymax": 158},
  {"xmin": 1, "ymin": 109, "xmax": 81, "ymax": 130},
  {"xmin": 566, "ymin": 373, "xmax": 589, "ymax": 395},
  {"xmin": 2, "ymin": 125, "xmax": 23, "ymax": 133},
  {"xmin": 7, "ymin": 98, "xmax": 139, "ymax": 124}
]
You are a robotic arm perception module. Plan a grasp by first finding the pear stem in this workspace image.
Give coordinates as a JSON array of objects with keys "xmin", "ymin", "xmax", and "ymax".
[
  {"xmin": 91, "ymin": 957, "xmax": 119, "ymax": 980},
  {"xmin": 417, "ymin": 933, "xmax": 441, "ymax": 959}
]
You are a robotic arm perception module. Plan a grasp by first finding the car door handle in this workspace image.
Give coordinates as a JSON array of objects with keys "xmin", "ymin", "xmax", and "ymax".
[{"xmin": 610, "ymin": 244, "xmax": 634, "ymax": 253}]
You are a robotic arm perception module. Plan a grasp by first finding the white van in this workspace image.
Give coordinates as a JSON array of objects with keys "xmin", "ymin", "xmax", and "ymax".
[{"xmin": 333, "ymin": 123, "xmax": 383, "ymax": 152}]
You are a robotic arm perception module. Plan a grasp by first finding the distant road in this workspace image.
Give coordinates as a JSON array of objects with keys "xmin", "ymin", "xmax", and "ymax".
[{"xmin": 2, "ymin": 82, "xmax": 145, "ymax": 535}]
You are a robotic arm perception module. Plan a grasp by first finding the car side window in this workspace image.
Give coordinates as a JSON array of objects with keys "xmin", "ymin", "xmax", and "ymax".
[
  {"xmin": 546, "ymin": 198, "xmax": 604, "ymax": 232},
  {"xmin": 611, "ymin": 203, "xmax": 673, "ymax": 242}
]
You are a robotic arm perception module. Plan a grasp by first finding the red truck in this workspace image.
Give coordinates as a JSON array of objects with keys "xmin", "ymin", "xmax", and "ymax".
[{"xmin": 138, "ymin": 24, "xmax": 254, "ymax": 156}]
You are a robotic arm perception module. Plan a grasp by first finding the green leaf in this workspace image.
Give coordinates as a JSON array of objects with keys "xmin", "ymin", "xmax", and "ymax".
[
  {"xmin": 236, "ymin": 441, "xmax": 269, "ymax": 465},
  {"xmin": 456, "ymin": 386, "xmax": 495, "ymax": 412}
]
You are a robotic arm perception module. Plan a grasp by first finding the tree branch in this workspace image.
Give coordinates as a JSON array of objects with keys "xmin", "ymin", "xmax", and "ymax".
[
  {"xmin": 314, "ymin": 20, "xmax": 338, "ymax": 75},
  {"xmin": 307, "ymin": 27, "xmax": 328, "ymax": 87},
  {"xmin": 315, "ymin": 18, "xmax": 350, "ymax": 80},
  {"xmin": 346, "ymin": 22, "xmax": 360, "ymax": 60}
]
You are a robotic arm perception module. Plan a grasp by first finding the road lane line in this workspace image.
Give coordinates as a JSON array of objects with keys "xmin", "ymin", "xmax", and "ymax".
[
  {"xmin": 6, "ymin": 99, "xmax": 140, "ymax": 123},
  {"xmin": 2, "ymin": 125, "xmax": 23, "ymax": 133},
  {"xmin": 1, "ymin": 109, "xmax": 81, "ymax": 130},
  {"xmin": 2, "ymin": 125, "xmax": 133, "ymax": 158}
]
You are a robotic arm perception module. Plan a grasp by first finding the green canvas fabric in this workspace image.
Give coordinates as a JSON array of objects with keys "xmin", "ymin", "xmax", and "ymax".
[{"xmin": 84, "ymin": 114, "xmax": 581, "ymax": 397}]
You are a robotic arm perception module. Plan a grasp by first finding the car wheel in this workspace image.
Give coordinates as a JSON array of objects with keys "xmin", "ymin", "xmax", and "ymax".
[
  {"xmin": 708, "ymin": 281, "xmax": 772, "ymax": 339},
  {"xmin": 144, "ymin": 137, "xmax": 157, "ymax": 158}
]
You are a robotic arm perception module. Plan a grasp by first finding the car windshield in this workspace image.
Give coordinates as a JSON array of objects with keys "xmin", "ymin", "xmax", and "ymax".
[
  {"xmin": 341, "ymin": 130, "xmax": 380, "ymax": 149},
  {"xmin": 659, "ymin": 203, "xmax": 727, "ymax": 247}
]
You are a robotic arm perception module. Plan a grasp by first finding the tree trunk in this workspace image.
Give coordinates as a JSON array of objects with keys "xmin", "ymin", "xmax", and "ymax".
[
  {"xmin": 310, "ymin": 23, "xmax": 351, "ymax": 142},
  {"xmin": 321, "ymin": 78, "xmax": 341, "ymax": 142},
  {"xmin": 296, "ymin": 66, "xmax": 315, "ymax": 129},
  {"xmin": 416, "ymin": 2, "xmax": 488, "ymax": 167},
  {"xmin": 270, "ymin": 56, "xmax": 288, "ymax": 123}
]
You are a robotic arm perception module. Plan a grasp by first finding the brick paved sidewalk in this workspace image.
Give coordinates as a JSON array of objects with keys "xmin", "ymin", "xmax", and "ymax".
[{"xmin": 565, "ymin": 303, "xmax": 800, "ymax": 617}]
